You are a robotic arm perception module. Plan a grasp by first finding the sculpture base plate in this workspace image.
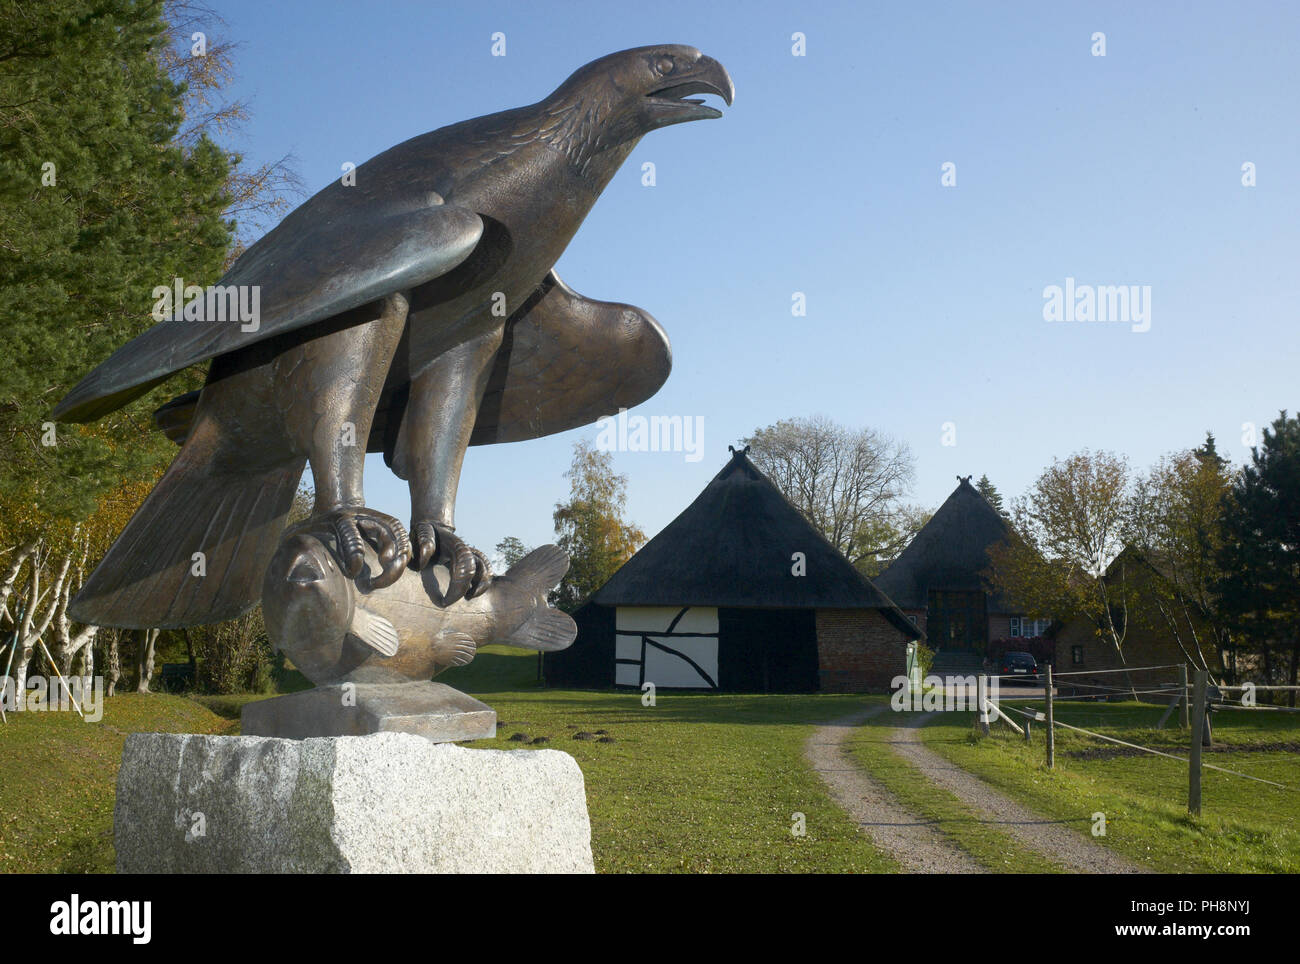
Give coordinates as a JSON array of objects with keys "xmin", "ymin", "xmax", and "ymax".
[
  {"xmin": 114, "ymin": 732, "xmax": 595, "ymax": 873},
  {"xmin": 240, "ymin": 681, "xmax": 496, "ymax": 743}
]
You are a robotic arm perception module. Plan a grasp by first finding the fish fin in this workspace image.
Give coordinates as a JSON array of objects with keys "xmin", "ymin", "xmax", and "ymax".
[
  {"xmin": 507, "ymin": 606, "xmax": 577, "ymax": 653},
  {"xmin": 439, "ymin": 631, "xmax": 477, "ymax": 667},
  {"xmin": 349, "ymin": 607, "xmax": 399, "ymax": 657},
  {"xmin": 503, "ymin": 544, "xmax": 570, "ymax": 592}
]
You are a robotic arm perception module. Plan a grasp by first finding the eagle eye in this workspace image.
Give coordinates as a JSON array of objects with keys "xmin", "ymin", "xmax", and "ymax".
[{"xmin": 653, "ymin": 55, "xmax": 675, "ymax": 76}]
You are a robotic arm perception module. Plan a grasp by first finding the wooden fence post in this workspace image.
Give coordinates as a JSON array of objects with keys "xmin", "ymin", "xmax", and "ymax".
[
  {"xmin": 978, "ymin": 674, "xmax": 990, "ymax": 736},
  {"xmin": 1189, "ymin": 669, "xmax": 1207, "ymax": 816},
  {"xmin": 1045, "ymin": 665, "xmax": 1055, "ymax": 770},
  {"xmin": 1179, "ymin": 664, "xmax": 1190, "ymax": 729}
]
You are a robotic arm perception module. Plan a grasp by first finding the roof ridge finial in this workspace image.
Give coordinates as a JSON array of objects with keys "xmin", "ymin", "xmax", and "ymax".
[{"xmin": 728, "ymin": 444, "xmax": 750, "ymax": 458}]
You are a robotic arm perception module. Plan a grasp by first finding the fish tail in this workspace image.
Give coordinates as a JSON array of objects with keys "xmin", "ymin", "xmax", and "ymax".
[
  {"xmin": 507, "ymin": 606, "xmax": 577, "ymax": 652},
  {"xmin": 504, "ymin": 544, "xmax": 570, "ymax": 591},
  {"xmin": 500, "ymin": 545, "xmax": 575, "ymax": 652}
]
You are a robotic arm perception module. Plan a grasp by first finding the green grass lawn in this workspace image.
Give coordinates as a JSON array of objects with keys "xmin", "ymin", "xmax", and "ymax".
[
  {"xmin": 0, "ymin": 649, "xmax": 900, "ymax": 874},
  {"xmin": 919, "ymin": 699, "xmax": 1300, "ymax": 873},
  {"xmin": 444, "ymin": 648, "xmax": 899, "ymax": 872},
  {"xmin": 842, "ymin": 711, "xmax": 1062, "ymax": 873},
  {"xmin": 0, "ymin": 694, "xmax": 236, "ymax": 873},
  {"xmin": 9, "ymin": 649, "xmax": 1295, "ymax": 874}
]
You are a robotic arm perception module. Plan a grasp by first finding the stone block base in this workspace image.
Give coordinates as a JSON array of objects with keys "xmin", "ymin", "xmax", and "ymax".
[{"xmin": 114, "ymin": 732, "xmax": 594, "ymax": 873}]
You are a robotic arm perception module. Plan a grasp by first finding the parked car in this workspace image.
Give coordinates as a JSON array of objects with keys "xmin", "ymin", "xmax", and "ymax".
[{"xmin": 999, "ymin": 651, "xmax": 1038, "ymax": 680}]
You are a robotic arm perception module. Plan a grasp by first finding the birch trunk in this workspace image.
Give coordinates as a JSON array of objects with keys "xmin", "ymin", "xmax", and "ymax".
[
  {"xmin": 0, "ymin": 539, "xmax": 37, "ymax": 628},
  {"xmin": 79, "ymin": 630, "xmax": 95, "ymax": 694},
  {"xmin": 52, "ymin": 535, "xmax": 96, "ymax": 677},
  {"xmin": 136, "ymin": 628, "xmax": 158, "ymax": 694},
  {"xmin": 14, "ymin": 548, "xmax": 72, "ymax": 695},
  {"xmin": 11, "ymin": 544, "xmax": 43, "ymax": 694},
  {"xmin": 106, "ymin": 630, "xmax": 120, "ymax": 697}
]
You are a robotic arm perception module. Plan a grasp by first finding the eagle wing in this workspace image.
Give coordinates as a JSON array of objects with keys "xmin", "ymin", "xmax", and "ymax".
[
  {"xmin": 368, "ymin": 271, "xmax": 672, "ymax": 458},
  {"xmin": 53, "ymin": 192, "xmax": 484, "ymax": 423}
]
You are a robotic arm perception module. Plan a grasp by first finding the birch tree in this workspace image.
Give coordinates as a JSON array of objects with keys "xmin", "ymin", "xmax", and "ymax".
[
  {"xmin": 986, "ymin": 450, "xmax": 1138, "ymax": 695},
  {"xmin": 1129, "ymin": 438, "xmax": 1233, "ymax": 675}
]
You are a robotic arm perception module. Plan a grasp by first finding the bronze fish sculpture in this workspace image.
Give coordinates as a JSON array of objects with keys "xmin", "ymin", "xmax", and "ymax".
[{"xmin": 263, "ymin": 526, "xmax": 576, "ymax": 685}]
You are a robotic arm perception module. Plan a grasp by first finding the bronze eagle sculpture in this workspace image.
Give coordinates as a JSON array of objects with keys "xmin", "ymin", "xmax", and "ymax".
[{"xmin": 53, "ymin": 45, "xmax": 734, "ymax": 630}]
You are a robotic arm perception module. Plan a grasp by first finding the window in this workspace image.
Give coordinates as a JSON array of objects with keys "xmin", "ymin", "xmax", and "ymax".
[
  {"xmin": 1011, "ymin": 616, "xmax": 1050, "ymax": 638},
  {"xmin": 908, "ymin": 614, "xmax": 919, "ymax": 625},
  {"xmin": 1071, "ymin": 645, "xmax": 1084, "ymax": 665}
]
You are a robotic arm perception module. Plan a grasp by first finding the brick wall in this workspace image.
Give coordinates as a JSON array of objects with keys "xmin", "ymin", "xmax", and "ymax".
[
  {"xmin": 1054, "ymin": 617, "xmax": 1192, "ymax": 693},
  {"xmin": 988, "ymin": 613, "xmax": 1015, "ymax": 641},
  {"xmin": 815, "ymin": 608, "xmax": 912, "ymax": 693},
  {"xmin": 1053, "ymin": 568, "xmax": 1214, "ymax": 694}
]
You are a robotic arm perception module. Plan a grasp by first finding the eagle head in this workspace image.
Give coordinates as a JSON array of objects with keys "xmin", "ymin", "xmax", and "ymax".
[{"xmin": 549, "ymin": 45, "xmax": 734, "ymax": 152}]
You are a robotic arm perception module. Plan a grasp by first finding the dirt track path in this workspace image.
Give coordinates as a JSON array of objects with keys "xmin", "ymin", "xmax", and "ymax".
[
  {"xmin": 806, "ymin": 707, "xmax": 1148, "ymax": 874},
  {"xmin": 892, "ymin": 712, "xmax": 1147, "ymax": 874},
  {"xmin": 804, "ymin": 706, "xmax": 982, "ymax": 873}
]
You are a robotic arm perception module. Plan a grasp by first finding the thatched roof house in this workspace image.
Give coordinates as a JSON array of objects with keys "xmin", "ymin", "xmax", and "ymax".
[
  {"xmin": 875, "ymin": 475, "xmax": 1042, "ymax": 661},
  {"xmin": 545, "ymin": 448, "xmax": 921, "ymax": 693}
]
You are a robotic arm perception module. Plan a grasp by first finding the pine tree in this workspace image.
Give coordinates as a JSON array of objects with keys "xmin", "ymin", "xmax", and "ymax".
[
  {"xmin": 1195, "ymin": 431, "xmax": 1228, "ymax": 470},
  {"xmin": 975, "ymin": 474, "xmax": 1005, "ymax": 516},
  {"xmin": 1216, "ymin": 412, "xmax": 1300, "ymax": 703},
  {"xmin": 0, "ymin": 0, "xmax": 235, "ymax": 523}
]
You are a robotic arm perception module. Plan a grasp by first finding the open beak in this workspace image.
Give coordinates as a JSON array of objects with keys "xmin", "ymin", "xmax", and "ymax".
[{"xmin": 645, "ymin": 54, "xmax": 734, "ymax": 124}]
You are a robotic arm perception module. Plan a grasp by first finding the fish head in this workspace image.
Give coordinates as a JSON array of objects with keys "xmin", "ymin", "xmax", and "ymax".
[{"xmin": 265, "ymin": 530, "xmax": 355, "ymax": 650}]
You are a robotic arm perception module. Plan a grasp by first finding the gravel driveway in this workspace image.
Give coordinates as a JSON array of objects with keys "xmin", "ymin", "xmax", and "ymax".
[
  {"xmin": 805, "ymin": 707, "xmax": 1148, "ymax": 874},
  {"xmin": 804, "ymin": 706, "xmax": 982, "ymax": 873},
  {"xmin": 892, "ymin": 712, "xmax": 1147, "ymax": 873}
]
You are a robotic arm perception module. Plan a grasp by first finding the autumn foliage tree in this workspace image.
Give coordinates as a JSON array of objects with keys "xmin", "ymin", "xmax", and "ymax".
[
  {"xmin": 985, "ymin": 450, "xmax": 1138, "ymax": 691},
  {"xmin": 551, "ymin": 441, "xmax": 645, "ymax": 611},
  {"xmin": 494, "ymin": 536, "xmax": 533, "ymax": 571},
  {"xmin": 1128, "ymin": 436, "xmax": 1233, "ymax": 674}
]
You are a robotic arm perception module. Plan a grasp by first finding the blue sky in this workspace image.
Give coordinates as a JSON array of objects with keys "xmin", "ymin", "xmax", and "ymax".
[{"xmin": 207, "ymin": 0, "xmax": 1300, "ymax": 559}]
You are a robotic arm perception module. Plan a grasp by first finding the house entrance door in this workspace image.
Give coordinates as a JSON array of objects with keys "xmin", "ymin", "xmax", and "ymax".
[{"xmin": 927, "ymin": 590, "xmax": 988, "ymax": 651}]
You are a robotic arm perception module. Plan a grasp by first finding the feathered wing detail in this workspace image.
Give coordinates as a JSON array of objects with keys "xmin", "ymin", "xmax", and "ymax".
[
  {"xmin": 470, "ymin": 272, "xmax": 672, "ymax": 445},
  {"xmin": 148, "ymin": 270, "xmax": 675, "ymax": 458},
  {"xmin": 69, "ymin": 417, "xmax": 306, "ymax": 629},
  {"xmin": 368, "ymin": 271, "xmax": 672, "ymax": 458},
  {"xmin": 53, "ymin": 196, "xmax": 484, "ymax": 423}
]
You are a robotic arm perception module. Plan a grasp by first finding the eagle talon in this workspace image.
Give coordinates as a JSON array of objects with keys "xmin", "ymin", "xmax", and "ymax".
[
  {"xmin": 466, "ymin": 546, "xmax": 493, "ymax": 599},
  {"xmin": 411, "ymin": 521, "xmax": 492, "ymax": 606},
  {"xmin": 319, "ymin": 507, "xmax": 411, "ymax": 588}
]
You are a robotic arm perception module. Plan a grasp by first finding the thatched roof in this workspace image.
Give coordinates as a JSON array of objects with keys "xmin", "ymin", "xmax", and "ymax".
[
  {"xmin": 592, "ymin": 448, "xmax": 921, "ymax": 639},
  {"xmin": 874, "ymin": 476, "xmax": 1018, "ymax": 612}
]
